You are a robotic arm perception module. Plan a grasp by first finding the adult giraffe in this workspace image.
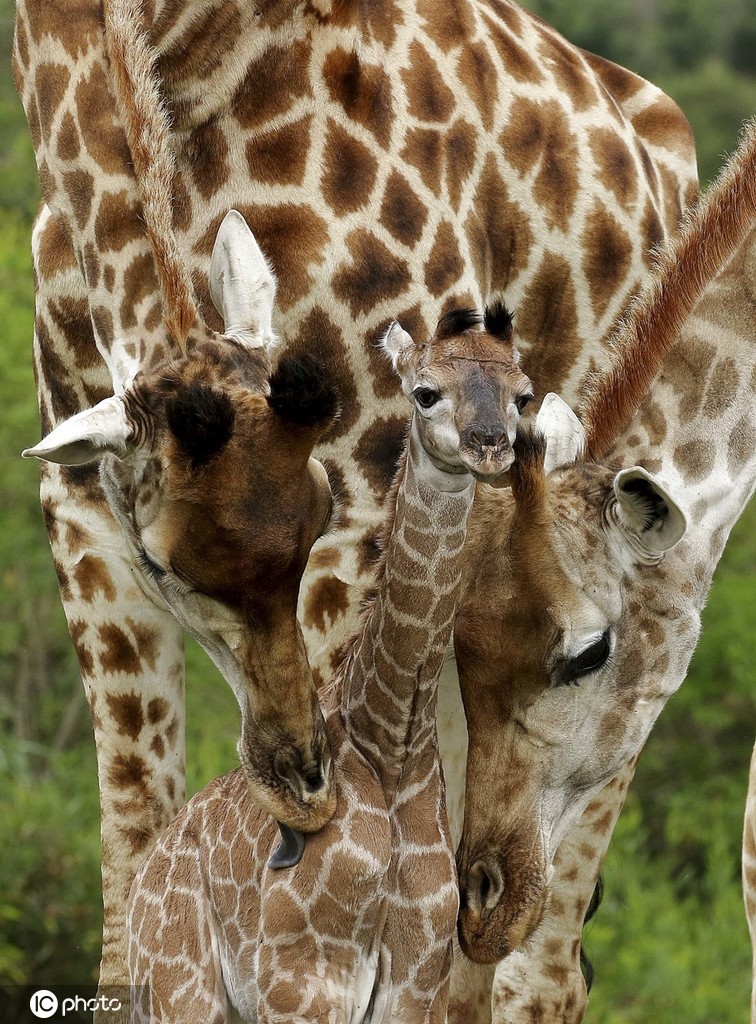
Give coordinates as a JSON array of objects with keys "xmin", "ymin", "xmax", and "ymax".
[
  {"xmin": 13, "ymin": 0, "xmax": 698, "ymax": 1017},
  {"xmin": 456, "ymin": 117, "xmax": 756, "ymax": 1019}
]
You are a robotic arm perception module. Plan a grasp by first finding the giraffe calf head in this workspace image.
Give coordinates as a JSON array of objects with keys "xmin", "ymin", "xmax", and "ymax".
[
  {"xmin": 381, "ymin": 304, "xmax": 534, "ymax": 484},
  {"xmin": 23, "ymin": 213, "xmax": 340, "ymax": 834}
]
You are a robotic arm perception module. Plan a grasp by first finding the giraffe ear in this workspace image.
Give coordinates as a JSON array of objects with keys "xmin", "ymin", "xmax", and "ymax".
[
  {"xmin": 380, "ymin": 321, "xmax": 416, "ymax": 396},
  {"xmin": 210, "ymin": 210, "xmax": 278, "ymax": 352},
  {"xmin": 22, "ymin": 395, "xmax": 133, "ymax": 465},
  {"xmin": 536, "ymin": 393, "xmax": 586, "ymax": 473},
  {"xmin": 612, "ymin": 467, "xmax": 687, "ymax": 559}
]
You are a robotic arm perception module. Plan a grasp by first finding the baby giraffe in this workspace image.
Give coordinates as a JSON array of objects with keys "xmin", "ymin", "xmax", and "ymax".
[{"xmin": 127, "ymin": 305, "xmax": 533, "ymax": 1023}]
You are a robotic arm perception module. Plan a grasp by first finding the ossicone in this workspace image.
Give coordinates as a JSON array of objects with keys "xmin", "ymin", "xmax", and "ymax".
[
  {"xmin": 267, "ymin": 353, "xmax": 340, "ymax": 431},
  {"xmin": 165, "ymin": 383, "xmax": 235, "ymax": 468},
  {"xmin": 484, "ymin": 301, "xmax": 515, "ymax": 342}
]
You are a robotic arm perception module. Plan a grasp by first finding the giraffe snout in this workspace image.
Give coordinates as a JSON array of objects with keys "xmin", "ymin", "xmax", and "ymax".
[
  {"xmin": 456, "ymin": 841, "xmax": 549, "ymax": 963},
  {"xmin": 271, "ymin": 740, "xmax": 336, "ymax": 830},
  {"xmin": 458, "ymin": 423, "xmax": 514, "ymax": 481}
]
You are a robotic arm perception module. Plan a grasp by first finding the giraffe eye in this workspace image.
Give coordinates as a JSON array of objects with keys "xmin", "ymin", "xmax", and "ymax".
[
  {"xmin": 413, "ymin": 386, "xmax": 440, "ymax": 409},
  {"xmin": 138, "ymin": 550, "xmax": 166, "ymax": 581},
  {"xmin": 557, "ymin": 631, "xmax": 612, "ymax": 687},
  {"xmin": 516, "ymin": 392, "xmax": 534, "ymax": 414}
]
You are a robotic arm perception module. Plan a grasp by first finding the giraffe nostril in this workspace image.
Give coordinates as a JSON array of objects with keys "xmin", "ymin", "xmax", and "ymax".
[
  {"xmin": 468, "ymin": 858, "xmax": 505, "ymax": 915},
  {"xmin": 301, "ymin": 765, "xmax": 326, "ymax": 795},
  {"xmin": 468, "ymin": 426, "xmax": 507, "ymax": 449},
  {"xmin": 275, "ymin": 750, "xmax": 331, "ymax": 802}
]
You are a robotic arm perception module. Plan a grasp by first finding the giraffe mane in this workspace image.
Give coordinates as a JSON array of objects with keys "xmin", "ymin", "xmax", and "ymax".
[
  {"xmin": 581, "ymin": 115, "xmax": 756, "ymax": 460},
  {"xmin": 509, "ymin": 425, "xmax": 548, "ymax": 519},
  {"xmin": 103, "ymin": 0, "xmax": 198, "ymax": 351}
]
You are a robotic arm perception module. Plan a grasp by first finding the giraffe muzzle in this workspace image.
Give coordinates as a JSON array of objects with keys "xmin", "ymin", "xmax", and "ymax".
[{"xmin": 457, "ymin": 847, "xmax": 549, "ymax": 963}]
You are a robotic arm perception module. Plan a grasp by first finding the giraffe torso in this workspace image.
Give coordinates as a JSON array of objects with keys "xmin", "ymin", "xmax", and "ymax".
[
  {"xmin": 24, "ymin": 0, "xmax": 698, "ymax": 673},
  {"xmin": 154, "ymin": 0, "xmax": 698, "ymax": 673}
]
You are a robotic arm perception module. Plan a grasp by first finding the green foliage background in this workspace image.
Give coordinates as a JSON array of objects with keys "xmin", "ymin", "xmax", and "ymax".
[{"xmin": 0, "ymin": 0, "xmax": 754, "ymax": 1017}]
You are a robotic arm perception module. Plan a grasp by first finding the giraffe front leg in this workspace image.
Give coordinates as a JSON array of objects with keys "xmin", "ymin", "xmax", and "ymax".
[
  {"xmin": 40, "ymin": 461, "xmax": 185, "ymax": 1002},
  {"xmin": 491, "ymin": 766, "xmax": 634, "ymax": 1024}
]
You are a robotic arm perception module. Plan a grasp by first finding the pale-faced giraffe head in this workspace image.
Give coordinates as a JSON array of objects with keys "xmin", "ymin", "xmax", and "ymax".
[
  {"xmin": 381, "ymin": 304, "xmax": 534, "ymax": 483},
  {"xmin": 23, "ymin": 213, "xmax": 339, "ymax": 834},
  {"xmin": 454, "ymin": 433, "xmax": 692, "ymax": 962}
]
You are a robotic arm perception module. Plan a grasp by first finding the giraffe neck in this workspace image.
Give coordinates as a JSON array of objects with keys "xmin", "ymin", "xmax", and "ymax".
[
  {"xmin": 15, "ymin": 0, "xmax": 196, "ymax": 389},
  {"xmin": 617, "ymin": 222, "xmax": 756, "ymax": 602},
  {"xmin": 338, "ymin": 419, "xmax": 474, "ymax": 800}
]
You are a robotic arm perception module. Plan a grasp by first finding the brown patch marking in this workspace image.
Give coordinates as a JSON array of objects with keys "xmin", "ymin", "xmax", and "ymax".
[
  {"xmin": 63, "ymin": 169, "xmax": 94, "ymax": 230},
  {"xmin": 303, "ymin": 576, "xmax": 350, "ymax": 632},
  {"xmin": 401, "ymin": 127, "xmax": 443, "ymax": 196},
  {"xmin": 57, "ymin": 110, "xmax": 81, "ymax": 161},
  {"xmin": 517, "ymin": 253, "xmax": 580, "ymax": 394},
  {"xmin": 246, "ymin": 116, "xmax": 311, "ymax": 187},
  {"xmin": 186, "ymin": 118, "xmax": 231, "ymax": 199},
  {"xmin": 353, "ymin": 415, "xmax": 408, "ymax": 499},
  {"xmin": 106, "ymin": 692, "xmax": 145, "ymax": 742},
  {"xmin": 322, "ymin": 48, "xmax": 393, "ymax": 148},
  {"xmin": 73, "ymin": 555, "xmax": 117, "ymax": 603},
  {"xmin": 416, "ymin": 0, "xmax": 476, "ymax": 50},
  {"xmin": 425, "ymin": 221, "xmax": 465, "ymax": 298},
  {"xmin": 444, "ymin": 118, "xmax": 478, "ymax": 212},
  {"xmin": 69, "ymin": 619, "xmax": 94, "ymax": 678},
  {"xmin": 322, "ymin": 119, "xmax": 379, "ymax": 215},
  {"xmin": 332, "ymin": 230, "xmax": 411, "ymax": 317},
  {"xmin": 108, "ymin": 752, "xmax": 148, "ymax": 790},
  {"xmin": 457, "ymin": 43, "xmax": 497, "ymax": 131},
  {"xmin": 485, "ymin": 14, "xmax": 544, "ymax": 85},
  {"xmin": 465, "ymin": 153, "xmax": 533, "ymax": 298},
  {"xmin": 703, "ymin": 357, "xmax": 740, "ymax": 417},
  {"xmin": 379, "ymin": 170, "xmax": 428, "ymax": 247},
  {"xmin": 75, "ymin": 63, "xmax": 131, "ymax": 172},
  {"xmin": 402, "ymin": 42, "xmax": 455, "ymax": 123},
  {"xmin": 589, "ymin": 127, "xmax": 638, "ymax": 209},
  {"xmin": 35, "ymin": 62, "xmax": 70, "ymax": 137},
  {"xmin": 147, "ymin": 697, "xmax": 170, "ymax": 725},
  {"xmin": 673, "ymin": 440, "xmax": 716, "ymax": 482},
  {"xmin": 728, "ymin": 415, "xmax": 756, "ymax": 478},
  {"xmin": 95, "ymin": 190, "xmax": 143, "ymax": 252},
  {"xmin": 98, "ymin": 623, "xmax": 142, "ymax": 676},
  {"xmin": 233, "ymin": 40, "xmax": 312, "ymax": 129},
  {"xmin": 581, "ymin": 204, "xmax": 633, "ymax": 321}
]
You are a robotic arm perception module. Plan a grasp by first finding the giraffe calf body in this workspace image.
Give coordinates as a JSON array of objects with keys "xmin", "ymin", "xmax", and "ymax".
[{"xmin": 127, "ymin": 310, "xmax": 530, "ymax": 1023}]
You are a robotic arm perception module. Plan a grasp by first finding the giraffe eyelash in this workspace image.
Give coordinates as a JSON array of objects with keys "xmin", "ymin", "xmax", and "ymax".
[
  {"xmin": 137, "ymin": 550, "xmax": 166, "ymax": 581},
  {"xmin": 136, "ymin": 550, "xmax": 189, "ymax": 599}
]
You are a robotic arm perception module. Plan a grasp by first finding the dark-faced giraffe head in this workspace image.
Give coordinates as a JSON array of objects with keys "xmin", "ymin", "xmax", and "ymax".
[
  {"xmin": 454, "ymin": 429, "xmax": 694, "ymax": 964},
  {"xmin": 24, "ymin": 213, "xmax": 339, "ymax": 834},
  {"xmin": 381, "ymin": 304, "xmax": 534, "ymax": 484}
]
